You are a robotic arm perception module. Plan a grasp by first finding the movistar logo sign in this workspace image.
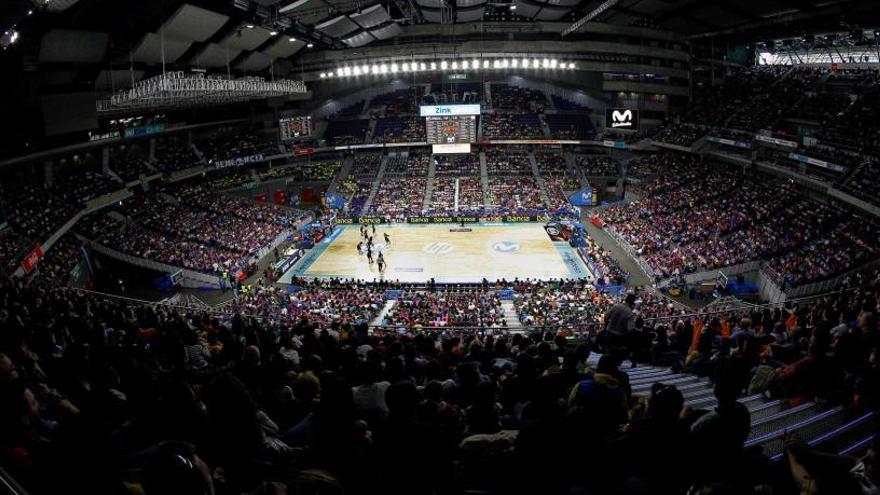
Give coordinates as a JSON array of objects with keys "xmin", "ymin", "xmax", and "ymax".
[{"xmin": 611, "ymin": 110, "xmax": 633, "ymax": 127}]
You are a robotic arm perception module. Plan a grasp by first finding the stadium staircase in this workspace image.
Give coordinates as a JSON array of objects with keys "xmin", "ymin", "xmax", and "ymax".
[
  {"xmin": 538, "ymin": 114, "xmax": 552, "ymax": 139},
  {"xmin": 479, "ymin": 151, "xmax": 491, "ymax": 209},
  {"xmin": 142, "ymin": 158, "xmax": 159, "ymax": 174},
  {"xmin": 190, "ymin": 142, "xmax": 204, "ymax": 161},
  {"xmin": 500, "ymin": 301, "xmax": 523, "ymax": 330},
  {"xmin": 365, "ymin": 117, "xmax": 378, "ymax": 143},
  {"xmin": 566, "ymin": 152, "xmax": 590, "ymax": 189},
  {"xmin": 371, "ymin": 300, "xmax": 396, "ymax": 326},
  {"xmin": 328, "ymin": 155, "xmax": 354, "ymax": 194},
  {"xmin": 528, "ymin": 152, "xmax": 553, "ymax": 207},
  {"xmin": 562, "ymin": 152, "xmax": 590, "ymax": 188},
  {"xmin": 363, "ymin": 155, "xmax": 389, "ymax": 212},
  {"xmin": 424, "ymin": 157, "xmax": 437, "ymax": 207},
  {"xmin": 584, "ymin": 355, "xmax": 879, "ymax": 460}
]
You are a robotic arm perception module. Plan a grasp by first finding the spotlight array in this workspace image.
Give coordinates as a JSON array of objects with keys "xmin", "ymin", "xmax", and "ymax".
[{"xmin": 318, "ymin": 57, "xmax": 576, "ymax": 79}]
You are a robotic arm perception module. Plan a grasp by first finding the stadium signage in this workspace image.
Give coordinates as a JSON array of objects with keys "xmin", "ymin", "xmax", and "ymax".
[
  {"xmin": 20, "ymin": 246, "xmax": 44, "ymax": 274},
  {"xmin": 213, "ymin": 154, "xmax": 266, "ymax": 170},
  {"xmin": 335, "ymin": 216, "xmax": 385, "ymax": 225},
  {"xmin": 708, "ymin": 137, "xmax": 752, "ymax": 149},
  {"xmin": 337, "ymin": 215, "xmax": 547, "ymax": 224},
  {"xmin": 406, "ymin": 216, "xmax": 480, "ymax": 224},
  {"xmin": 124, "ymin": 123, "xmax": 166, "ymax": 139},
  {"xmin": 419, "ymin": 104, "xmax": 481, "ymax": 117},
  {"xmin": 89, "ymin": 130, "xmax": 121, "ymax": 142},
  {"xmin": 755, "ymin": 134, "xmax": 797, "ymax": 149},
  {"xmin": 601, "ymin": 140, "xmax": 626, "ymax": 149},
  {"xmin": 787, "ymin": 153, "xmax": 846, "ymax": 173},
  {"xmin": 605, "ymin": 109, "xmax": 639, "ymax": 130}
]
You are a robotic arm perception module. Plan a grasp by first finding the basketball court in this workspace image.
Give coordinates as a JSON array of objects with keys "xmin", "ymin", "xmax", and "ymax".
[{"xmin": 280, "ymin": 223, "xmax": 591, "ymax": 283}]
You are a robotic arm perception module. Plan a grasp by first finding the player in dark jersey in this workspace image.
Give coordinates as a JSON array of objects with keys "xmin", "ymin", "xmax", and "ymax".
[{"xmin": 383, "ymin": 232, "xmax": 391, "ymax": 246}]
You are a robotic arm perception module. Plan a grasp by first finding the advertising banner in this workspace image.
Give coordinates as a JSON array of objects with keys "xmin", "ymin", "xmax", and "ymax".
[
  {"xmin": 324, "ymin": 192, "xmax": 346, "ymax": 210},
  {"xmin": 213, "ymin": 154, "xmax": 266, "ymax": 170},
  {"xmin": 568, "ymin": 187, "xmax": 595, "ymax": 207},
  {"xmin": 21, "ymin": 246, "xmax": 44, "ymax": 274},
  {"xmin": 604, "ymin": 108, "xmax": 639, "ymax": 130}
]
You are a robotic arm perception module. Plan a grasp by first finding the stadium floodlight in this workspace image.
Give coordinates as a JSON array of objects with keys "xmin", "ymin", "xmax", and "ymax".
[
  {"xmin": 550, "ymin": 59, "xmax": 558, "ymax": 68},
  {"xmin": 306, "ymin": 43, "xmax": 314, "ymax": 48},
  {"xmin": 569, "ymin": 62, "xmax": 576, "ymax": 69},
  {"xmin": 371, "ymin": 64, "xmax": 379, "ymax": 74},
  {"xmin": 430, "ymin": 62, "xmax": 437, "ymax": 70},
  {"xmin": 319, "ymin": 72, "xmax": 325, "ymax": 78},
  {"xmin": 451, "ymin": 61, "xmax": 458, "ymax": 70},
  {"xmin": 440, "ymin": 60, "xmax": 448, "ymax": 70},
  {"xmin": 391, "ymin": 63, "xmax": 398, "ymax": 73},
  {"xmin": 246, "ymin": 24, "xmax": 255, "ymax": 29},
  {"xmin": 270, "ymin": 31, "xmax": 278, "ymax": 36},
  {"xmin": 483, "ymin": 60, "xmax": 490, "ymax": 68},
  {"xmin": 337, "ymin": 67, "xmax": 344, "ymax": 77},
  {"xmin": 353, "ymin": 66, "xmax": 361, "ymax": 76},
  {"xmin": 402, "ymin": 63, "xmax": 409, "ymax": 72},
  {"xmin": 380, "ymin": 64, "xmax": 388, "ymax": 74},
  {"xmin": 472, "ymin": 58, "xmax": 479, "ymax": 69},
  {"xmin": 462, "ymin": 60, "xmax": 469, "ymax": 69},
  {"xmin": 420, "ymin": 62, "xmax": 427, "ymax": 71},
  {"xmin": 522, "ymin": 58, "xmax": 529, "ymax": 68},
  {"xmin": 289, "ymin": 37, "xmax": 297, "ymax": 42},
  {"xmin": 361, "ymin": 64, "xmax": 369, "ymax": 73},
  {"xmin": 532, "ymin": 58, "xmax": 539, "ymax": 68},
  {"xmin": 542, "ymin": 58, "xmax": 549, "ymax": 68},
  {"xmin": 511, "ymin": 59, "xmax": 518, "ymax": 68}
]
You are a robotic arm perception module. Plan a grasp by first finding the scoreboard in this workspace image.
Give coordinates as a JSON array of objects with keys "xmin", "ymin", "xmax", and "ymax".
[
  {"xmin": 420, "ymin": 104, "xmax": 480, "ymax": 148},
  {"xmin": 279, "ymin": 116, "xmax": 312, "ymax": 141},
  {"xmin": 425, "ymin": 115, "xmax": 477, "ymax": 144}
]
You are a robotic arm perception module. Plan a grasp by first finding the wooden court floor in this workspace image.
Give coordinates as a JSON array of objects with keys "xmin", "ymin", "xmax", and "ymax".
[{"xmin": 292, "ymin": 223, "xmax": 587, "ymax": 283}]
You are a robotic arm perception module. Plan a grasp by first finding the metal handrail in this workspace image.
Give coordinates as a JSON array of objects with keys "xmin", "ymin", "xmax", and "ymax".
[{"xmin": 0, "ymin": 466, "xmax": 28, "ymax": 495}]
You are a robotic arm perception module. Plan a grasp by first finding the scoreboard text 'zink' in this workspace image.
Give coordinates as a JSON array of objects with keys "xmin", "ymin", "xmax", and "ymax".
[{"xmin": 419, "ymin": 104, "xmax": 482, "ymax": 117}]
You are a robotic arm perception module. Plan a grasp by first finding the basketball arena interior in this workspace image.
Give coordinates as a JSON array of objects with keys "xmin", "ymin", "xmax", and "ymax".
[{"xmin": 1, "ymin": 0, "xmax": 880, "ymax": 493}]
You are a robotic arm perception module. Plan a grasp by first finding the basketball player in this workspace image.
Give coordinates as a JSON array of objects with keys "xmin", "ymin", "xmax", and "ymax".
[
  {"xmin": 356, "ymin": 241, "xmax": 363, "ymax": 255},
  {"xmin": 372, "ymin": 224, "xmax": 376, "ymax": 235},
  {"xmin": 384, "ymin": 232, "xmax": 391, "ymax": 246},
  {"xmin": 367, "ymin": 249, "xmax": 374, "ymax": 264},
  {"xmin": 367, "ymin": 236, "xmax": 373, "ymax": 248},
  {"xmin": 377, "ymin": 252, "xmax": 385, "ymax": 266},
  {"xmin": 377, "ymin": 258, "xmax": 385, "ymax": 273}
]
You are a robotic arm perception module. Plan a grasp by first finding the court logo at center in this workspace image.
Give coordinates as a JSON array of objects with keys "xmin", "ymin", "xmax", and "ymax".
[
  {"xmin": 492, "ymin": 241, "xmax": 521, "ymax": 253},
  {"xmin": 423, "ymin": 242, "xmax": 454, "ymax": 255}
]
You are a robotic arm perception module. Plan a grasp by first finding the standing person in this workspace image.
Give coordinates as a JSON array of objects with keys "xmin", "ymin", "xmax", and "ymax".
[
  {"xmin": 377, "ymin": 252, "xmax": 385, "ymax": 266},
  {"xmin": 356, "ymin": 241, "xmax": 363, "ymax": 255},
  {"xmin": 384, "ymin": 232, "xmax": 391, "ymax": 246},
  {"xmin": 377, "ymin": 257, "xmax": 385, "ymax": 274},
  {"xmin": 372, "ymin": 224, "xmax": 376, "ymax": 235},
  {"xmin": 367, "ymin": 248, "xmax": 374, "ymax": 264},
  {"xmin": 368, "ymin": 236, "xmax": 374, "ymax": 249},
  {"xmin": 603, "ymin": 293, "xmax": 637, "ymax": 366}
]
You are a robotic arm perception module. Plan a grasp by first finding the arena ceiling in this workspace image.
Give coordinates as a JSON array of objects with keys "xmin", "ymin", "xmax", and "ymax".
[{"xmin": 1, "ymin": 0, "xmax": 878, "ymax": 97}]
